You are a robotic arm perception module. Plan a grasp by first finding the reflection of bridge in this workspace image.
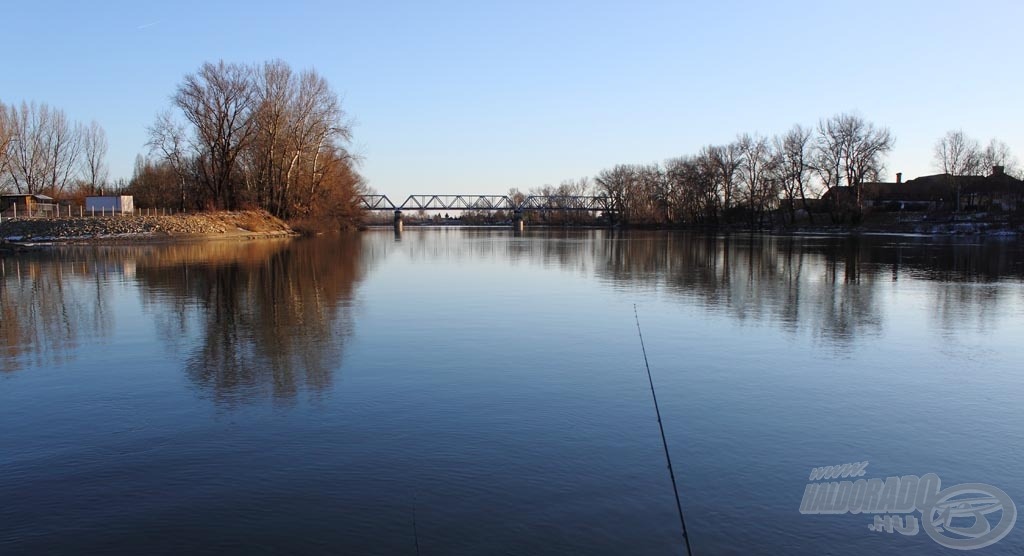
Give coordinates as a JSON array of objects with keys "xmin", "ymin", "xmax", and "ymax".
[{"xmin": 359, "ymin": 194, "xmax": 616, "ymax": 230}]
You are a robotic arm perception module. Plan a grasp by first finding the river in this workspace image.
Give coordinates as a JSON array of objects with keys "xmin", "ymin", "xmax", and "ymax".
[{"xmin": 2, "ymin": 229, "xmax": 1023, "ymax": 555}]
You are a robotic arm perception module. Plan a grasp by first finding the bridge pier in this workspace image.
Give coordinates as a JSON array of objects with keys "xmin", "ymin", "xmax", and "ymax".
[
  {"xmin": 393, "ymin": 210, "xmax": 403, "ymax": 232},
  {"xmin": 512, "ymin": 210, "xmax": 524, "ymax": 232}
]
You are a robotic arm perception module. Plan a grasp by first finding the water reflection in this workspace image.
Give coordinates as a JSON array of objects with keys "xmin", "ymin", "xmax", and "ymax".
[
  {"xmin": 378, "ymin": 229, "xmax": 1024, "ymax": 346},
  {"xmin": 3, "ymin": 231, "xmax": 1021, "ymax": 376},
  {"xmin": 594, "ymin": 234, "xmax": 890, "ymax": 344},
  {"xmin": 1, "ymin": 238, "xmax": 370, "ymax": 405},
  {"xmin": 3, "ymin": 230, "xmax": 1021, "ymax": 555},
  {"xmin": 131, "ymin": 238, "xmax": 368, "ymax": 404},
  {"xmin": 0, "ymin": 252, "xmax": 116, "ymax": 371}
]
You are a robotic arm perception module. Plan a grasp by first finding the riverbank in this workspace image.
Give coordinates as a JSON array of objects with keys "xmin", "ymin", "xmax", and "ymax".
[
  {"xmin": 0, "ymin": 210, "xmax": 297, "ymax": 245},
  {"xmin": 740, "ymin": 213, "xmax": 1022, "ymax": 236},
  {"xmin": 620, "ymin": 212, "xmax": 1023, "ymax": 236},
  {"xmin": 371, "ymin": 220, "xmax": 1023, "ymax": 236},
  {"xmin": 785, "ymin": 221, "xmax": 1021, "ymax": 236}
]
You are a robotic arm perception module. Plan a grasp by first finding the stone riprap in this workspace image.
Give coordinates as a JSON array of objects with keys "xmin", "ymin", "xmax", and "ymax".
[{"xmin": 0, "ymin": 211, "xmax": 294, "ymax": 242}]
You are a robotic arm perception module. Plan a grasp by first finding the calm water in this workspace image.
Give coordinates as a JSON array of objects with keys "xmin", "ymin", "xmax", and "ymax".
[{"xmin": 2, "ymin": 229, "xmax": 1023, "ymax": 555}]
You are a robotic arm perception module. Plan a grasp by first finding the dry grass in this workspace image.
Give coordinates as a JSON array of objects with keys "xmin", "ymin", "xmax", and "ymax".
[{"xmin": 217, "ymin": 210, "xmax": 293, "ymax": 233}]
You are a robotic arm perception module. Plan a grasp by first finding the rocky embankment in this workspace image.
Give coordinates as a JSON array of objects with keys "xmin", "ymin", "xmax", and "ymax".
[{"xmin": 0, "ymin": 210, "xmax": 295, "ymax": 243}]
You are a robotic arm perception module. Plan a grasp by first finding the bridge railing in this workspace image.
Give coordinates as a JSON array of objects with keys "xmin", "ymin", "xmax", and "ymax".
[{"xmin": 359, "ymin": 195, "xmax": 397, "ymax": 210}]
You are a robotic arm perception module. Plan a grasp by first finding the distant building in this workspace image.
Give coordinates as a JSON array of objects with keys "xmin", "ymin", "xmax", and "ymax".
[
  {"xmin": 0, "ymin": 193, "xmax": 57, "ymax": 217},
  {"xmin": 903, "ymin": 166, "xmax": 1024, "ymax": 212},
  {"xmin": 860, "ymin": 173, "xmax": 949, "ymax": 212},
  {"xmin": 85, "ymin": 195, "xmax": 134, "ymax": 215},
  {"xmin": 821, "ymin": 167, "xmax": 1024, "ymax": 212}
]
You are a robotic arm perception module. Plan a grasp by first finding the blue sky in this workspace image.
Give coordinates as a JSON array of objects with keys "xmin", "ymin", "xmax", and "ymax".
[{"xmin": 2, "ymin": 0, "xmax": 1021, "ymax": 198}]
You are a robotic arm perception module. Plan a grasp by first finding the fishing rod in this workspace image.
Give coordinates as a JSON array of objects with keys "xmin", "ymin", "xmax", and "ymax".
[
  {"xmin": 634, "ymin": 305, "xmax": 694, "ymax": 556},
  {"xmin": 412, "ymin": 492, "xmax": 421, "ymax": 556}
]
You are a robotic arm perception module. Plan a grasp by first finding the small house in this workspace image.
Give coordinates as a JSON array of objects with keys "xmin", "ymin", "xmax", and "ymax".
[{"xmin": 0, "ymin": 193, "xmax": 57, "ymax": 217}]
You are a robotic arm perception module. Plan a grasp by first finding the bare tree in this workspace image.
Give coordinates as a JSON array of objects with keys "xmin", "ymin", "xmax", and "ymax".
[
  {"xmin": 980, "ymin": 138, "xmax": 1019, "ymax": 176},
  {"xmin": 128, "ymin": 155, "xmax": 181, "ymax": 208},
  {"xmin": 290, "ymin": 69, "xmax": 349, "ymax": 206},
  {"xmin": 934, "ymin": 130, "xmax": 981, "ymax": 177},
  {"xmin": 841, "ymin": 114, "xmax": 893, "ymax": 212},
  {"xmin": 232, "ymin": 61, "xmax": 357, "ymax": 219},
  {"xmin": 507, "ymin": 187, "xmax": 526, "ymax": 208},
  {"xmin": 665, "ymin": 155, "xmax": 718, "ymax": 224},
  {"xmin": 147, "ymin": 111, "xmax": 192, "ymax": 210},
  {"xmin": 595, "ymin": 165, "xmax": 634, "ymax": 221},
  {"xmin": 3, "ymin": 103, "xmax": 40, "ymax": 193},
  {"xmin": 534, "ymin": 177, "xmax": 591, "ymax": 223},
  {"xmin": 81, "ymin": 120, "xmax": 108, "ymax": 194},
  {"xmin": 776, "ymin": 125, "xmax": 814, "ymax": 224},
  {"xmin": 638, "ymin": 164, "xmax": 667, "ymax": 224},
  {"xmin": 244, "ymin": 60, "xmax": 294, "ymax": 212},
  {"xmin": 0, "ymin": 101, "xmax": 11, "ymax": 191},
  {"xmin": 173, "ymin": 61, "xmax": 259, "ymax": 209},
  {"xmin": 45, "ymin": 109, "xmax": 83, "ymax": 196},
  {"xmin": 3, "ymin": 101, "xmax": 83, "ymax": 195},
  {"xmin": 933, "ymin": 130, "xmax": 982, "ymax": 211},
  {"xmin": 814, "ymin": 113, "xmax": 894, "ymax": 219},
  {"xmin": 811, "ymin": 120, "xmax": 843, "ymax": 191},
  {"xmin": 557, "ymin": 177, "xmax": 590, "ymax": 197},
  {"xmin": 149, "ymin": 60, "xmax": 363, "ymax": 225},
  {"xmin": 706, "ymin": 143, "xmax": 742, "ymax": 222},
  {"xmin": 737, "ymin": 133, "xmax": 776, "ymax": 227}
]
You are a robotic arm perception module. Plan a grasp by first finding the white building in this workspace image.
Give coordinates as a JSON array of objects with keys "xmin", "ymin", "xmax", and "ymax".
[{"xmin": 85, "ymin": 196, "xmax": 135, "ymax": 214}]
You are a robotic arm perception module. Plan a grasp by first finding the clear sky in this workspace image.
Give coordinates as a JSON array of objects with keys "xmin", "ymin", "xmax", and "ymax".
[{"xmin": 2, "ymin": 0, "xmax": 1021, "ymax": 198}]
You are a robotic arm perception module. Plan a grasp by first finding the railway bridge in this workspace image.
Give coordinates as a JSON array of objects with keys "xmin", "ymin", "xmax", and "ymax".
[{"xmin": 359, "ymin": 194, "xmax": 616, "ymax": 231}]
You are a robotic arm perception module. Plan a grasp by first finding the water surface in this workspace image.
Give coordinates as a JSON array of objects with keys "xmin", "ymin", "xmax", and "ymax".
[{"xmin": 2, "ymin": 230, "xmax": 1023, "ymax": 554}]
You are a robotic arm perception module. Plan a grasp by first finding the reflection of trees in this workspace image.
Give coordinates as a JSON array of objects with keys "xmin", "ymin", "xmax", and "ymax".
[
  {"xmin": 5, "ymin": 230, "xmax": 1018, "ymax": 377},
  {"xmin": 591, "ymin": 233, "xmax": 885, "ymax": 345},
  {"xmin": 131, "ymin": 237, "xmax": 367, "ymax": 404},
  {"xmin": 395, "ymin": 230, "xmax": 887, "ymax": 344},
  {"xmin": 1, "ymin": 238, "xmax": 369, "ymax": 400},
  {"xmin": 0, "ymin": 253, "xmax": 115, "ymax": 371},
  {"xmin": 378, "ymin": 229, "xmax": 1024, "ymax": 346},
  {"xmin": 595, "ymin": 233, "xmax": 1023, "ymax": 344}
]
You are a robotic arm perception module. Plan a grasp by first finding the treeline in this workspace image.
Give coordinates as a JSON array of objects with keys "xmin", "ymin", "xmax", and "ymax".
[
  {"xmin": 545, "ymin": 114, "xmax": 1021, "ymax": 227},
  {"xmin": 934, "ymin": 130, "xmax": 1019, "ymax": 178},
  {"xmin": 572, "ymin": 113, "xmax": 897, "ymax": 227},
  {"xmin": 507, "ymin": 178, "xmax": 595, "ymax": 224},
  {"xmin": 133, "ymin": 59, "xmax": 365, "ymax": 227},
  {"xmin": 0, "ymin": 100, "xmax": 110, "ymax": 199}
]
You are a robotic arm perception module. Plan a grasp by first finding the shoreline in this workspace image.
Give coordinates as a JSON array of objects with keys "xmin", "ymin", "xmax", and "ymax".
[
  {"xmin": 365, "ymin": 222, "xmax": 1022, "ymax": 237},
  {"xmin": 5, "ymin": 216, "xmax": 1020, "ymax": 250},
  {"xmin": 3, "ymin": 229, "xmax": 298, "ymax": 246},
  {"xmin": 0, "ymin": 210, "xmax": 299, "ymax": 250},
  {"xmin": 0, "ymin": 231, "xmax": 298, "ymax": 256}
]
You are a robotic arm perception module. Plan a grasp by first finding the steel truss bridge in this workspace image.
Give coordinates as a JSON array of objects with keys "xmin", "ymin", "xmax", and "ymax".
[{"xmin": 359, "ymin": 194, "xmax": 615, "ymax": 213}]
